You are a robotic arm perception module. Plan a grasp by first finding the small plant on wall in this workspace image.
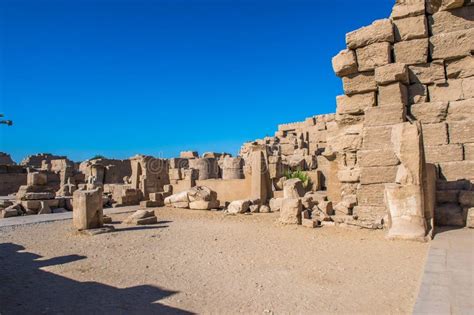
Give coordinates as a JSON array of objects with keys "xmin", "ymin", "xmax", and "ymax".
[{"xmin": 284, "ymin": 169, "xmax": 311, "ymax": 189}]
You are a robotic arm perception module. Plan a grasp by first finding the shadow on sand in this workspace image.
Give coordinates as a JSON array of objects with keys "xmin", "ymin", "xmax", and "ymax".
[{"xmin": 0, "ymin": 243, "xmax": 193, "ymax": 314}]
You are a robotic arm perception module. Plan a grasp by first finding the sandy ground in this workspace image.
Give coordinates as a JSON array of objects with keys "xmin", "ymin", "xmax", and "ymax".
[{"xmin": 0, "ymin": 207, "xmax": 429, "ymax": 314}]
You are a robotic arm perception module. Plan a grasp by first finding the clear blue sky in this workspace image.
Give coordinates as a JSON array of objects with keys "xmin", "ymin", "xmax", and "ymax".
[{"xmin": 0, "ymin": 0, "xmax": 393, "ymax": 163}]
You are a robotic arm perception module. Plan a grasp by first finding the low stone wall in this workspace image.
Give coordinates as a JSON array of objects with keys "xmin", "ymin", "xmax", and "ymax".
[
  {"xmin": 0, "ymin": 166, "xmax": 27, "ymax": 196},
  {"xmin": 195, "ymin": 178, "xmax": 251, "ymax": 204}
]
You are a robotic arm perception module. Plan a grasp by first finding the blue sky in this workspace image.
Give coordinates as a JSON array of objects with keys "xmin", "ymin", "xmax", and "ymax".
[{"xmin": 0, "ymin": 0, "xmax": 393, "ymax": 163}]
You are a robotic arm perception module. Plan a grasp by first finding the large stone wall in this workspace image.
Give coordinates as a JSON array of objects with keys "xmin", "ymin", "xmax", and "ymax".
[{"xmin": 0, "ymin": 166, "xmax": 27, "ymax": 196}]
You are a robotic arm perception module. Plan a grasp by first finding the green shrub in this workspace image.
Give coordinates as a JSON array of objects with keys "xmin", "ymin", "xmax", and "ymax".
[{"xmin": 284, "ymin": 169, "xmax": 311, "ymax": 189}]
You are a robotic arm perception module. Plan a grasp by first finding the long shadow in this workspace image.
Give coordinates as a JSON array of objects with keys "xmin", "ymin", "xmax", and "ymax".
[
  {"xmin": 0, "ymin": 243, "xmax": 193, "ymax": 315},
  {"xmin": 115, "ymin": 225, "xmax": 169, "ymax": 232}
]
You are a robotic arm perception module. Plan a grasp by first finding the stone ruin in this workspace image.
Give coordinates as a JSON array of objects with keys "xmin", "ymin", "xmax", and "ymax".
[{"xmin": 0, "ymin": 0, "xmax": 473, "ymax": 239}]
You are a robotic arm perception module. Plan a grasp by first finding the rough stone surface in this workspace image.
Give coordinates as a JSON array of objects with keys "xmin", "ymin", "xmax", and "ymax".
[
  {"xmin": 227, "ymin": 200, "xmax": 251, "ymax": 214},
  {"xmin": 429, "ymin": 6, "xmax": 474, "ymax": 35},
  {"xmin": 375, "ymin": 63, "xmax": 409, "ymax": 85},
  {"xmin": 408, "ymin": 61, "xmax": 446, "ymax": 85},
  {"xmin": 378, "ymin": 82, "xmax": 408, "ymax": 106},
  {"xmin": 447, "ymin": 99, "xmax": 474, "ymax": 121},
  {"xmin": 72, "ymin": 188, "xmax": 103, "ymax": 231},
  {"xmin": 428, "ymin": 80, "xmax": 463, "ymax": 102},
  {"xmin": 364, "ymin": 105, "xmax": 406, "ymax": 127},
  {"xmin": 394, "ymin": 15, "xmax": 428, "ymax": 41},
  {"xmin": 425, "ymin": 144, "xmax": 464, "ymax": 163},
  {"xmin": 280, "ymin": 198, "xmax": 302, "ymax": 225},
  {"xmin": 336, "ymin": 93, "xmax": 376, "ymax": 115},
  {"xmin": 410, "ymin": 102, "xmax": 448, "ymax": 123},
  {"xmin": 430, "ymin": 28, "xmax": 474, "ymax": 60},
  {"xmin": 357, "ymin": 149, "xmax": 400, "ymax": 167},
  {"xmin": 394, "ymin": 38, "xmax": 429, "ymax": 65},
  {"xmin": 435, "ymin": 203, "xmax": 465, "ymax": 226},
  {"xmin": 360, "ymin": 166, "xmax": 398, "ymax": 184},
  {"xmin": 356, "ymin": 42, "xmax": 392, "ymax": 72},
  {"xmin": 448, "ymin": 121, "xmax": 474, "ymax": 144},
  {"xmin": 332, "ymin": 49, "xmax": 358, "ymax": 77},
  {"xmin": 283, "ymin": 178, "xmax": 305, "ymax": 199},
  {"xmin": 422, "ymin": 122, "xmax": 449, "ymax": 146},
  {"xmin": 342, "ymin": 72, "xmax": 377, "ymax": 95},
  {"xmin": 446, "ymin": 56, "xmax": 474, "ymax": 79},
  {"xmin": 408, "ymin": 84, "xmax": 429, "ymax": 104},
  {"xmin": 439, "ymin": 161, "xmax": 474, "ymax": 180},
  {"xmin": 346, "ymin": 19, "xmax": 394, "ymax": 49}
]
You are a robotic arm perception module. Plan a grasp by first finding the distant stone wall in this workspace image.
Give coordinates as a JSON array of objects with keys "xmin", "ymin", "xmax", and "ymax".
[
  {"xmin": 20, "ymin": 153, "xmax": 67, "ymax": 168},
  {"xmin": 0, "ymin": 166, "xmax": 27, "ymax": 195}
]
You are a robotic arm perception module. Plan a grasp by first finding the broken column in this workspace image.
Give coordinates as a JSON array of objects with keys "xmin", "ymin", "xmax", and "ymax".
[
  {"xmin": 250, "ymin": 148, "xmax": 272, "ymax": 203},
  {"xmin": 72, "ymin": 188, "xmax": 104, "ymax": 230},
  {"xmin": 385, "ymin": 122, "xmax": 428, "ymax": 241}
]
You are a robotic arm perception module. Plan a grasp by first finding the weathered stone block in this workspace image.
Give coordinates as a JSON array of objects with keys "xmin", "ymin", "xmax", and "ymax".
[
  {"xmin": 342, "ymin": 72, "xmax": 377, "ymax": 95},
  {"xmin": 346, "ymin": 19, "xmax": 394, "ymax": 49},
  {"xmin": 425, "ymin": 144, "xmax": 463, "ymax": 163},
  {"xmin": 439, "ymin": 161, "xmax": 474, "ymax": 180},
  {"xmin": 336, "ymin": 92, "xmax": 376, "ymax": 115},
  {"xmin": 408, "ymin": 61, "xmax": 446, "ymax": 85},
  {"xmin": 378, "ymin": 82, "xmax": 408, "ymax": 106},
  {"xmin": 410, "ymin": 102, "xmax": 448, "ymax": 123},
  {"xmin": 446, "ymin": 56, "xmax": 474, "ymax": 79},
  {"xmin": 394, "ymin": 15, "xmax": 428, "ymax": 41},
  {"xmin": 448, "ymin": 121, "xmax": 474, "ymax": 144},
  {"xmin": 408, "ymin": 84, "xmax": 428, "ymax": 104},
  {"xmin": 447, "ymin": 99, "xmax": 474, "ymax": 121},
  {"xmin": 391, "ymin": 0, "xmax": 426, "ymax": 19},
  {"xmin": 430, "ymin": 29, "xmax": 474, "ymax": 60},
  {"xmin": 427, "ymin": 0, "xmax": 465, "ymax": 13},
  {"xmin": 375, "ymin": 63, "xmax": 409, "ymax": 85},
  {"xmin": 394, "ymin": 38, "xmax": 429, "ymax": 65},
  {"xmin": 356, "ymin": 42, "xmax": 392, "ymax": 71},
  {"xmin": 465, "ymin": 143, "xmax": 474, "ymax": 161},
  {"xmin": 462, "ymin": 77, "xmax": 474, "ymax": 99},
  {"xmin": 428, "ymin": 80, "xmax": 463, "ymax": 102},
  {"xmin": 422, "ymin": 122, "xmax": 449, "ymax": 146},
  {"xmin": 429, "ymin": 6, "xmax": 474, "ymax": 35},
  {"xmin": 332, "ymin": 49, "xmax": 358, "ymax": 77},
  {"xmin": 27, "ymin": 172, "xmax": 47, "ymax": 186},
  {"xmin": 72, "ymin": 188, "xmax": 103, "ymax": 231},
  {"xmin": 337, "ymin": 168, "xmax": 360, "ymax": 183},
  {"xmin": 362, "ymin": 126, "xmax": 393, "ymax": 150},
  {"xmin": 352, "ymin": 205, "xmax": 387, "ymax": 223},
  {"xmin": 280, "ymin": 198, "xmax": 302, "ymax": 225},
  {"xmin": 283, "ymin": 178, "xmax": 305, "ymax": 199},
  {"xmin": 357, "ymin": 149, "xmax": 400, "ymax": 167},
  {"xmin": 360, "ymin": 166, "xmax": 398, "ymax": 184},
  {"xmin": 364, "ymin": 105, "xmax": 406, "ymax": 127}
]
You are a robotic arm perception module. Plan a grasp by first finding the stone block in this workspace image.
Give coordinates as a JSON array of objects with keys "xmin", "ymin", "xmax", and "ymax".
[
  {"xmin": 342, "ymin": 72, "xmax": 377, "ymax": 95},
  {"xmin": 180, "ymin": 151, "xmax": 198, "ymax": 159},
  {"xmin": 337, "ymin": 168, "xmax": 361, "ymax": 183},
  {"xmin": 435, "ymin": 203, "xmax": 464, "ymax": 226},
  {"xmin": 430, "ymin": 28, "xmax": 474, "ymax": 60},
  {"xmin": 427, "ymin": 0, "xmax": 464, "ymax": 13},
  {"xmin": 27, "ymin": 172, "xmax": 47, "ymax": 186},
  {"xmin": 408, "ymin": 61, "xmax": 446, "ymax": 85},
  {"xmin": 168, "ymin": 168, "xmax": 182, "ymax": 181},
  {"xmin": 360, "ymin": 166, "xmax": 398, "ymax": 184},
  {"xmin": 429, "ymin": 6, "xmax": 474, "ymax": 35},
  {"xmin": 446, "ymin": 56, "xmax": 474, "ymax": 79},
  {"xmin": 410, "ymin": 102, "xmax": 448, "ymax": 123},
  {"xmin": 378, "ymin": 82, "xmax": 408, "ymax": 106},
  {"xmin": 357, "ymin": 149, "xmax": 400, "ymax": 167},
  {"xmin": 317, "ymin": 200, "xmax": 333, "ymax": 215},
  {"xmin": 356, "ymin": 42, "xmax": 392, "ymax": 71},
  {"xmin": 227, "ymin": 199, "xmax": 250, "ymax": 214},
  {"xmin": 393, "ymin": 15, "xmax": 428, "ymax": 41},
  {"xmin": 364, "ymin": 105, "xmax": 406, "ymax": 127},
  {"xmin": 465, "ymin": 143, "xmax": 474, "ymax": 161},
  {"xmin": 302, "ymin": 218, "xmax": 318, "ymax": 228},
  {"xmin": 283, "ymin": 178, "xmax": 305, "ymax": 198},
  {"xmin": 448, "ymin": 121, "xmax": 474, "ymax": 143},
  {"xmin": 346, "ymin": 19, "xmax": 394, "ymax": 49},
  {"xmin": 425, "ymin": 144, "xmax": 464, "ymax": 163},
  {"xmin": 352, "ymin": 205, "xmax": 387, "ymax": 223},
  {"xmin": 428, "ymin": 80, "xmax": 463, "ymax": 102},
  {"xmin": 447, "ymin": 99, "xmax": 474, "ymax": 121},
  {"xmin": 280, "ymin": 198, "xmax": 302, "ymax": 225},
  {"xmin": 332, "ymin": 49, "xmax": 358, "ymax": 77},
  {"xmin": 439, "ymin": 161, "xmax": 474, "ymax": 180},
  {"xmin": 391, "ymin": 0, "xmax": 426, "ymax": 19},
  {"xmin": 362, "ymin": 126, "xmax": 394, "ymax": 150},
  {"xmin": 421, "ymin": 122, "xmax": 449, "ymax": 146},
  {"xmin": 408, "ymin": 84, "xmax": 428, "ymax": 104},
  {"xmin": 436, "ymin": 179, "xmax": 471, "ymax": 191},
  {"xmin": 336, "ymin": 92, "xmax": 376, "ymax": 115},
  {"xmin": 394, "ymin": 38, "xmax": 429, "ymax": 65},
  {"xmin": 462, "ymin": 77, "xmax": 474, "ymax": 99},
  {"xmin": 467, "ymin": 207, "xmax": 474, "ymax": 228},
  {"xmin": 23, "ymin": 192, "xmax": 55, "ymax": 200},
  {"xmin": 72, "ymin": 188, "xmax": 103, "ymax": 231},
  {"xmin": 375, "ymin": 63, "xmax": 409, "ymax": 85}
]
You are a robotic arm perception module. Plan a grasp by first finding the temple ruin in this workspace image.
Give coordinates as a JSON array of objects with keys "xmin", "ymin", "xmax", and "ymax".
[{"xmin": 1, "ymin": 0, "xmax": 473, "ymax": 240}]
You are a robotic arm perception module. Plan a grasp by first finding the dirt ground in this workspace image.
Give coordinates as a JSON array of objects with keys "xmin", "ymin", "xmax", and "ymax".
[{"xmin": 0, "ymin": 207, "xmax": 429, "ymax": 314}]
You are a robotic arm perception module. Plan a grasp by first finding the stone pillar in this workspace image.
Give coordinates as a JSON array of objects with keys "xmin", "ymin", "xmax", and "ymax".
[
  {"xmin": 221, "ymin": 157, "xmax": 243, "ymax": 180},
  {"xmin": 250, "ymin": 150, "xmax": 272, "ymax": 203},
  {"xmin": 72, "ymin": 188, "xmax": 103, "ymax": 230},
  {"xmin": 385, "ymin": 122, "xmax": 428, "ymax": 241}
]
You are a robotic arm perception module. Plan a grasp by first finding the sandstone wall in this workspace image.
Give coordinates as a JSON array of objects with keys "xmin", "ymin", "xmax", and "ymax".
[{"xmin": 0, "ymin": 166, "xmax": 27, "ymax": 195}]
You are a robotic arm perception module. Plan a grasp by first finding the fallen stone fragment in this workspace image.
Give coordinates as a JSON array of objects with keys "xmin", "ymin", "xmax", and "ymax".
[
  {"xmin": 302, "ymin": 218, "xmax": 318, "ymax": 228},
  {"xmin": 123, "ymin": 210, "xmax": 157, "ymax": 225},
  {"xmin": 227, "ymin": 200, "xmax": 251, "ymax": 214}
]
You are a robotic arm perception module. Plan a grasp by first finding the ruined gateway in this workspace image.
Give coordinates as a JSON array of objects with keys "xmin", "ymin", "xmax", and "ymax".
[{"xmin": 1, "ymin": 0, "xmax": 473, "ymax": 240}]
